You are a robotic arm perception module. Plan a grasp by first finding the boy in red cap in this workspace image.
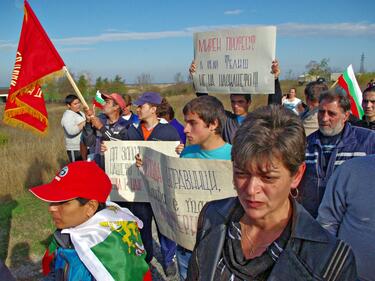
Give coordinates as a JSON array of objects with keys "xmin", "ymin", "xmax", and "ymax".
[{"xmin": 30, "ymin": 161, "xmax": 151, "ymax": 281}]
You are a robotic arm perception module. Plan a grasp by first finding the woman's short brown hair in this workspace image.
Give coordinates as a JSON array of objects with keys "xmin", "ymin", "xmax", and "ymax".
[{"xmin": 232, "ymin": 105, "xmax": 306, "ymax": 176}]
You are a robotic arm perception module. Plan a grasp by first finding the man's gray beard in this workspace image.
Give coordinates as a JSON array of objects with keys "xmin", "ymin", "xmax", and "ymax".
[{"xmin": 319, "ymin": 123, "xmax": 345, "ymax": 137}]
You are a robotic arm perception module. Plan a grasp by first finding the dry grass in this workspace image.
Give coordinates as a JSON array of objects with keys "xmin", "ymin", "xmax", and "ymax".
[{"xmin": 0, "ymin": 104, "xmax": 68, "ymax": 198}]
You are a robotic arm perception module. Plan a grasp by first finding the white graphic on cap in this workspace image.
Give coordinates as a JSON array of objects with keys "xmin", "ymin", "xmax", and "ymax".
[{"xmin": 55, "ymin": 166, "xmax": 69, "ymax": 181}]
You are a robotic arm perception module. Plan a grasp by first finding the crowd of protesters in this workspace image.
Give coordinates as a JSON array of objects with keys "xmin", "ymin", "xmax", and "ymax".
[{"xmin": 3, "ymin": 60, "xmax": 375, "ymax": 281}]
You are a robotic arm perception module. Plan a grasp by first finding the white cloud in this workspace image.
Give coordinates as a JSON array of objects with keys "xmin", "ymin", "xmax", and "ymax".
[
  {"xmin": 2, "ymin": 22, "xmax": 374, "ymax": 50},
  {"xmin": 53, "ymin": 30, "xmax": 191, "ymax": 46},
  {"xmin": 0, "ymin": 43, "xmax": 17, "ymax": 50},
  {"xmin": 224, "ymin": 9, "xmax": 243, "ymax": 15},
  {"xmin": 278, "ymin": 22, "xmax": 375, "ymax": 37},
  {"xmin": 59, "ymin": 47, "xmax": 93, "ymax": 53}
]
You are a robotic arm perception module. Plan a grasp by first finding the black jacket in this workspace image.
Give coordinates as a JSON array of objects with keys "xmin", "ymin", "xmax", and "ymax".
[
  {"xmin": 187, "ymin": 197, "xmax": 357, "ymax": 281},
  {"xmin": 126, "ymin": 121, "xmax": 180, "ymax": 141}
]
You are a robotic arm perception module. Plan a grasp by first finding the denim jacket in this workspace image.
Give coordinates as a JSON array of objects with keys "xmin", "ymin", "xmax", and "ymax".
[{"xmin": 187, "ymin": 197, "xmax": 357, "ymax": 281}]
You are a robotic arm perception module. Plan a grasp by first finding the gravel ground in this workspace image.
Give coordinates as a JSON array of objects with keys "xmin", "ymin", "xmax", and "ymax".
[{"xmin": 10, "ymin": 221, "xmax": 181, "ymax": 281}]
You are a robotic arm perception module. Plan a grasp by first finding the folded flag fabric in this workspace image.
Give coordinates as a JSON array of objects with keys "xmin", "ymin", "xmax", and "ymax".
[
  {"xmin": 337, "ymin": 64, "xmax": 364, "ymax": 119},
  {"xmin": 93, "ymin": 90, "xmax": 106, "ymax": 109},
  {"xmin": 62, "ymin": 202, "xmax": 150, "ymax": 281}
]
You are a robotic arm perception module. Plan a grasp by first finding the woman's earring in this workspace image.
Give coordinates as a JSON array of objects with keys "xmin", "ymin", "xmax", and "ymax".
[{"xmin": 290, "ymin": 188, "xmax": 299, "ymax": 199}]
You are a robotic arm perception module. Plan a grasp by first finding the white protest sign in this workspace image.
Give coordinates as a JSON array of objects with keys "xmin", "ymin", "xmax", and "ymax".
[
  {"xmin": 104, "ymin": 141, "xmax": 179, "ymax": 202},
  {"xmin": 193, "ymin": 26, "xmax": 276, "ymax": 94},
  {"xmin": 139, "ymin": 147, "xmax": 236, "ymax": 251}
]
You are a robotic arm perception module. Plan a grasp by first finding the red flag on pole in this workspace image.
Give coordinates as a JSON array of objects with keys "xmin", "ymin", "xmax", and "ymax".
[{"xmin": 3, "ymin": 0, "xmax": 65, "ymax": 134}]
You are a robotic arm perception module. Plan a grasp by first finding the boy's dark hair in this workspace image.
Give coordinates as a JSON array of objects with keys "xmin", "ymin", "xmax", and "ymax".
[
  {"xmin": 121, "ymin": 94, "xmax": 132, "ymax": 106},
  {"xmin": 183, "ymin": 95, "xmax": 225, "ymax": 135},
  {"xmin": 65, "ymin": 94, "xmax": 79, "ymax": 105},
  {"xmin": 304, "ymin": 81, "xmax": 328, "ymax": 103},
  {"xmin": 230, "ymin": 94, "xmax": 252, "ymax": 102},
  {"xmin": 156, "ymin": 98, "xmax": 175, "ymax": 120},
  {"xmin": 232, "ymin": 105, "xmax": 306, "ymax": 176},
  {"xmin": 364, "ymin": 85, "xmax": 375, "ymax": 95},
  {"xmin": 76, "ymin": 197, "xmax": 106, "ymax": 214}
]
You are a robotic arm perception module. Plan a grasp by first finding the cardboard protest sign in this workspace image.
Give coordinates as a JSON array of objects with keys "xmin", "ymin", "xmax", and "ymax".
[
  {"xmin": 139, "ymin": 147, "xmax": 236, "ymax": 250},
  {"xmin": 193, "ymin": 26, "xmax": 276, "ymax": 94},
  {"xmin": 104, "ymin": 141, "xmax": 179, "ymax": 202}
]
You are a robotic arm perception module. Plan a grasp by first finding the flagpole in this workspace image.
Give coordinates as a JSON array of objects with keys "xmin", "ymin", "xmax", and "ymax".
[
  {"xmin": 63, "ymin": 66, "xmax": 89, "ymax": 109},
  {"xmin": 330, "ymin": 79, "xmax": 339, "ymax": 89}
]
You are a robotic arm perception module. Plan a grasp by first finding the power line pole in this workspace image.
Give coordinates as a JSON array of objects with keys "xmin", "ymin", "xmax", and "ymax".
[{"xmin": 360, "ymin": 53, "xmax": 365, "ymax": 73}]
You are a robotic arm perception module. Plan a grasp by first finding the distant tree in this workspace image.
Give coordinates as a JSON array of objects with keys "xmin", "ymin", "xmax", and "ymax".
[
  {"xmin": 57, "ymin": 76, "xmax": 74, "ymax": 99},
  {"xmin": 95, "ymin": 76, "xmax": 104, "ymax": 90},
  {"xmin": 306, "ymin": 58, "xmax": 331, "ymax": 79},
  {"xmin": 102, "ymin": 78, "xmax": 110, "ymax": 91},
  {"xmin": 108, "ymin": 75, "xmax": 127, "ymax": 94},
  {"xmin": 137, "ymin": 73, "xmax": 152, "ymax": 90},
  {"xmin": 174, "ymin": 72, "xmax": 184, "ymax": 84},
  {"xmin": 43, "ymin": 78, "xmax": 59, "ymax": 102},
  {"xmin": 285, "ymin": 69, "xmax": 294, "ymax": 80},
  {"xmin": 77, "ymin": 74, "xmax": 89, "ymax": 99}
]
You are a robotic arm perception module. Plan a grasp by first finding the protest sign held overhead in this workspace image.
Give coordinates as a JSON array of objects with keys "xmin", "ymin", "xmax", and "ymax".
[{"xmin": 193, "ymin": 26, "xmax": 276, "ymax": 95}]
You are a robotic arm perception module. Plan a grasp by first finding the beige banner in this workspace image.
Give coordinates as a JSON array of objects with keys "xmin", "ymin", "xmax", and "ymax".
[
  {"xmin": 104, "ymin": 141, "xmax": 179, "ymax": 202},
  {"xmin": 139, "ymin": 147, "xmax": 236, "ymax": 251}
]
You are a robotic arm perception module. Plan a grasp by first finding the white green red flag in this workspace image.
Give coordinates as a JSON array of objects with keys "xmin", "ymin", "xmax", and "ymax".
[
  {"xmin": 93, "ymin": 90, "xmax": 105, "ymax": 109},
  {"xmin": 62, "ymin": 202, "xmax": 151, "ymax": 281},
  {"xmin": 337, "ymin": 64, "xmax": 364, "ymax": 119}
]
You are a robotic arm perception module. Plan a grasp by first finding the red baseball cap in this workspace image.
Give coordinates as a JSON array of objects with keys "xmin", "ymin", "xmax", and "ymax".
[
  {"xmin": 101, "ymin": 93, "xmax": 127, "ymax": 112},
  {"xmin": 29, "ymin": 161, "xmax": 111, "ymax": 203}
]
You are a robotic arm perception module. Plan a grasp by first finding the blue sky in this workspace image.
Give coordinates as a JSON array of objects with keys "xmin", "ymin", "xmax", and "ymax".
[{"xmin": 0, "ymin": 0, "xmax": 374, "ymax": 86}]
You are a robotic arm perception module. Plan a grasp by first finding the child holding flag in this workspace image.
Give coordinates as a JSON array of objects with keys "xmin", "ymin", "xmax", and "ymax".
[{"xmin": 30, "ymin": 161, "xmax": 151, "ymax": 281}]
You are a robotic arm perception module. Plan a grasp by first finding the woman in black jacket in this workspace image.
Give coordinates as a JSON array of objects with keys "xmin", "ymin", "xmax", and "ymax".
[{"xmin": 187, "ymin": 105, "xmax": 357, "ymax": 281}]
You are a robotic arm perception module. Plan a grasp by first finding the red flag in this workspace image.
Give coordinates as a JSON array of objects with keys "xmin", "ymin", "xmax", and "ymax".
[{"xmin": 3, "ymin": 0, "xmax": 65, "ymax": 134}]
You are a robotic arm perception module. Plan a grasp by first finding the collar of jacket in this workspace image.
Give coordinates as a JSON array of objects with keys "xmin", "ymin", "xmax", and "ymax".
[
  {"xmin": 310, "ymin": 122, "xmax": 355, "ymax": 149},
  {"xmin": 213, "ymin": 197, "xmax": 330, "ymax": 244}
]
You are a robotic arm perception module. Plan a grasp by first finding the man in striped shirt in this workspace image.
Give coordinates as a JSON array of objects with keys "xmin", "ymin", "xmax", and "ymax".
[{"xmin": 298, "ymin": 87, "xmax": 375, "ymax": 218}]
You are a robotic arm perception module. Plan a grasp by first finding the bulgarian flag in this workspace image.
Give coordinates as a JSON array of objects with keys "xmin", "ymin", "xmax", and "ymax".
[
  {"xmin": 3, "ymin": 0, "xmax": 66, "ymax": 134},
  {"xmin": 61, "ymin": 202, "xmax": 151, "ymax": 281},
  {"xmin": 93, "ymin": 90, "xmax": 106, "ymax": 109},
  {"xmin": 337, "ymin": 65, "xmax": 364, "ymax": 119}
]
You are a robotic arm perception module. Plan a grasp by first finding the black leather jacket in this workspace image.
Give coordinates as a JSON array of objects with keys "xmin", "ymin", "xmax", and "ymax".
[{"xmin": 187, "ymin": 197, "xmax": 357, "ymax": 281}]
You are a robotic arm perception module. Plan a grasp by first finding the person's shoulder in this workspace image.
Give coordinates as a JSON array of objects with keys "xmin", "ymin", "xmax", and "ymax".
[
  {"xmin": 170, "ymin": 118, "xmax": 184, "ymax": 129},
  {"xmin": 200, "ymin": 197, "xmax": 238, "ymax": 225},
  {"xmin": 348, "ymin": 123, "xmax": 375, "ymax": 142},
  {"xmin": 306, "ymin": 129, "xmax": 320, "ymax": 143},
  {"xmin": 338, "ymin": 154, "xmax": 375, "ymax": 170},
  {"xmin": 154, "ymin": 122, "xmax": 180, "ymax": 140},
  {"xmin": 181, "ymin": 144, "xmax": 201, "ymax": 157},
  {"xmin": 215, "ymin": 143, "xmax": 232, "ymax": 160},
  {"xmin": 223, "ymin": 142, "xmax": 232, "ymax": 150},
  {"xmin": 61, "ymin": 109, "xmax": 72, "ymax": 118}
]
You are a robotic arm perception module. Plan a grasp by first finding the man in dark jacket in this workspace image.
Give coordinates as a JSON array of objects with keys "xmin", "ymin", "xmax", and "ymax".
[
  {"xmin": 299, "ymin": 87, "xmax": 375, "ymax": 218},
  {"xmin": 82, "ymin": 93, "xmax": 128, "ymax": 168}
]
